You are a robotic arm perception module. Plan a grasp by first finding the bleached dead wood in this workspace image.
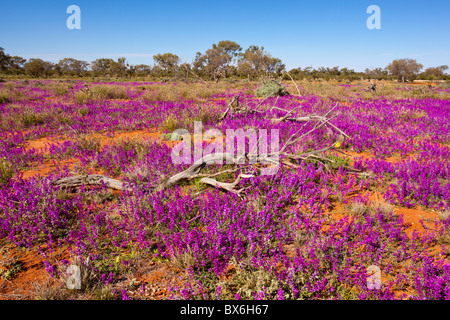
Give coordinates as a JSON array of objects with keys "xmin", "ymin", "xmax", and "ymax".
[
  {"xmin": 161, "ymin": 153, "xmax": 239, "ymax": 189},
  {"xmin": 283, "ymin": 71, "xmax": 302, "ymax": 96},
  {"xmin": 52, "ymin": 174, "xmax": 130, "ymax": 191},
  {"xmin": 219, "ymin": 96, "xmax": 239, "ymax": 121},
  {"xmin": 200, "ymin": 173, "xmax": 255, "ymax": 196}
]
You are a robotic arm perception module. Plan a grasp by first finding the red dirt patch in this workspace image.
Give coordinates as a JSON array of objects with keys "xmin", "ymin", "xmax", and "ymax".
[
  {"xmin": 20, "ymin": 158, "xmax": 79, "ymax": 180},
  {"xmin": 0, "ymin": 243, "xmax": 70, "ymax": 300}
]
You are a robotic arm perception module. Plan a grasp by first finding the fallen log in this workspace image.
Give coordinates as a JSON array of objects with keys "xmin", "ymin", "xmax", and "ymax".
[
  {"xmin": 161, "ymin": 153, "xmax": 240, "ymax": 190},
  {"xmin": 52, "ymin": 174, "xmax": 130, "ymax": 191}
]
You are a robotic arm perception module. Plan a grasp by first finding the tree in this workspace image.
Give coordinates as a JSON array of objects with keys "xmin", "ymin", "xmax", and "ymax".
[
  {"xmin": 238, "ymin": 45, "xmax": 265, "ymax": 79},
  {"xmin": 153, "ymin": 53, "xmax": 180, "ymax": 76},
  {"xmin": 179, "ymin": 62, "xmax": 192, "ymax": 80},
  {"xmin": 287, "ymin": 67, "xmax": 313, "ymax": 80},
  {"xmin": 193, "ymin": 52, "xmax": 206, "ymax": 77},
  {"xmin": 90, "ymin": 58, "xmax": 128, "ymax": 77},
  {"xmin": 0, "ymin": 47, "xmax": 10, "ymax": 72},
  {"xmin": 7, "ymin": 56, "xmax": 26, "ymax": 74},
  {"xmin": 0, "ymin": 48, "xmax": 26, "ymax": 74},
  {"xmin": 237, "ymin": 60, "xmax": 254, "ymax": 80},
  {"xmin": 194, "ymin": 41, "xmax": 242, "ymax": 82},
  {"xmin": 91, "ymin": 58, "xmax": 115, "ymax": 76},
  {"xmin": 109, "ymin": 57, "xmax": 128, "ymax": 77},
  {"xmin": 150, "ymin": 65, "xmax": 163, "ymax": 78},
  {"xmin": 386, "ymin": 58, "xmax": 423, "ymax": 82},
  {"xmin": 237, "ymin": 45, "xmax": 284, "ymax": 79},
  {"xmin": 134, "ymin": 64, "xmax": 152, "ymax": 77},
  {"xmin": 365, "ymin": 67, "xmax": 388, "ymax": 80},
  {"xmin": 58, "ymin": 58, "xmax": 89, "ymax": 76},
  {"xmin": 264, "ymin": 57, "xmax": 285, "ymax": 75},
  {"xmin": 198, "ymin": 40, "xmax": 242, "ymax": 81},
  {"xmin": 422, "ymin": 65, "xmax": 448, "ymax": 80},
  {"xmin": 24, "ymin": 58, "xmax": 54, "ymax": 77}
]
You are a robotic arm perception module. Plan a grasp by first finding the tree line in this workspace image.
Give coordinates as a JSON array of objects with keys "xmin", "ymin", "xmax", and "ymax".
[{"xmin": 0, "ymin": 43, "xmax": 448, "ymax": 82}]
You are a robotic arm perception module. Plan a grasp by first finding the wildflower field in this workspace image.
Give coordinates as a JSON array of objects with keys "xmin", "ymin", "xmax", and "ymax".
[{"xmin": 0, "ymin": 79, "xmax": 449, "ymax": 300}]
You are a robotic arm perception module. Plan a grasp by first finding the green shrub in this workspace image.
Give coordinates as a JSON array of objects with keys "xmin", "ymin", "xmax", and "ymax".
[
  {"xmin": 0, "ymin": 92, "xmax": 10, "ymax": 104},
  {"xmin": 91, "ymin": 85, "xmax": 129, "ymax": 99},
  {"xmin": 21, "ymin": 109, "xmax": 48, "ymax": 127},
  {"xmin": 162, "ymin": 114, "xmax": 179, "ymax": 132},
  {"xmin": 74, "ymin": 91, "xmax": 92, "ymax": 104},
  {"xmin": 78, "ymin": 107, "xmax": 89, "ymax": 116},
  {"xmin": 255, "ymin": 80, "xmax": 289, "ymax": 98},
  {"xmin": 54, "ymin": 85, "xmax": 69, "ymax": 96},
  {"xmin": 0, "ymin": 258, "xmax": 23, "ymax": 280},
  {"xmin": 74, "ymin": 85, "xmax": 129, "ymax": 104},
  {"xmin": 327, "ymin": 154, "xmax": 350, "ymax": 170},
  {"xmin": 74, "ymin": 135, "xmax": 102, "ymax": 154},
  {"xmin": 245, "ymin": 88, "xmax": 255, "ymax": 95},
  {"xmin": 0, "ymin": 158, "xmax": 14, "ymax": 185}
]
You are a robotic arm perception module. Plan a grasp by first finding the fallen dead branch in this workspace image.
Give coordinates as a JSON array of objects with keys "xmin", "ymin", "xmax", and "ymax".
[
  {"xmin": 200, "ymin": 173, "xmax": 255, "ymax": 196},
  {"xmin": 283, "ymin": 71, "xmax": 301, "ymax": 96},
  {"xmin": 161, "ymin": 153, "xmax": 239, "ymax": 190},
  {"xmin": 52, "ymin": 174, "xmax": 130, "ymax": 191}
]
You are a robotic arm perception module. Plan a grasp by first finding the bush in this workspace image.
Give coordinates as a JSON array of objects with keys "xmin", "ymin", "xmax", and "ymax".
[
  {"xmin": 0, "ymin": 158, "xmax": 14, "ymax": 185},
  {"xmin": 74, "ymin": 91, "xmax": 92, "ymax": 104},
  {"xmin": 255, "ymin": 80, "xmax": 289, "ymax": 98},
  {"xmin": 54, "ymin": 85, "xmax": 69, "ymax": 96},
  {"xmin": 91, "ymin": 85, "xmax": 129, "ymax": 99},
  {"xmin": 0, "ymin": 91, "xmax": 10, "ymax": 104},
  {"xmin": 75, "ymin": 85, "xmax": 129, "ymax": 104},
  {"xmin": 21, "ymin": 109, "xmax": 48, "ymax": 127},
  {"xmin": 162, "ymin": 114, "xmax": 179, "ymax": 132},
  {"xmin": 74, "ymin": 135, "xmax": 102, "ymax": 155}
]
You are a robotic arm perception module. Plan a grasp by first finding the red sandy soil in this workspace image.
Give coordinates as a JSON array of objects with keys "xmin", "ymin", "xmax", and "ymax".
[
  {"xmin": 406, "ymin": 83, "xmax": 438, "ymax": 86},
  {"xmin": 0, "ymin": 243, "xmax": 70, "ymax": 300},
  {"xmin": 20, "ymin": 159, "xmax": 79, "ymax": 180}
]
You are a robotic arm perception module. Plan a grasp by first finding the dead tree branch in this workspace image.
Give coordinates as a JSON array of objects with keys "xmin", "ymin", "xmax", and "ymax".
[
  {"xmin": 200, "ymin": 173, "xmax": 255, "ymax": 196},
  {"xmin": 52, "ymin": 174, "xmax": 130, "ymax": 191}
]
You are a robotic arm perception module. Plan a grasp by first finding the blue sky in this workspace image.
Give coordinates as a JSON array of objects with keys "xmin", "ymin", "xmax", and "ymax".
[{"xmin": 1, "ymin": 0, "xmax": 449, "ymax": 71}]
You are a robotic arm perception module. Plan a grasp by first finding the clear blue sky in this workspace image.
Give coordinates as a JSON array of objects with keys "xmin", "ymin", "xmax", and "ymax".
[{"xmin": 1, "ymin": 0, "xmax": 449, "ymax": 71}]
